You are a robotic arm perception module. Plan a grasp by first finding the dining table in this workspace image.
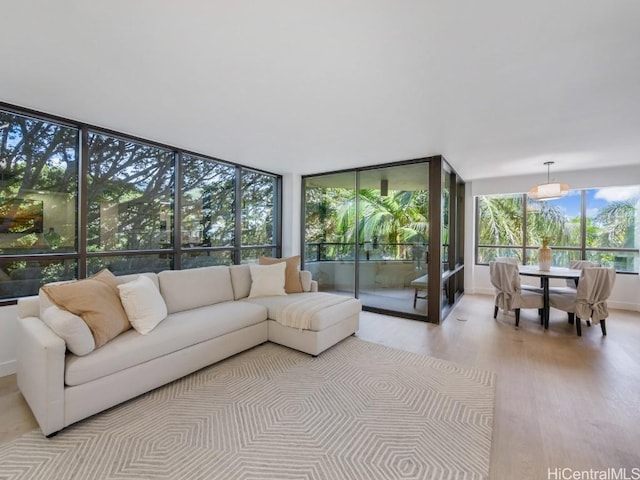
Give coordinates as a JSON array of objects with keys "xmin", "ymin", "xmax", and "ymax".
[{"xmin": 518, "ymin": 265, "xmax": 582, "ymax": 329}]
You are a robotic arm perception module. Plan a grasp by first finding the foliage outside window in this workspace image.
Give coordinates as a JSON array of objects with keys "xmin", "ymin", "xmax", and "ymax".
[
  {"xmin": 0, "ymin": 105, "xmax": 281, "ymax": 301},
  {"xmin": 182, "ymin": 155, "xmax": 235, "ymax": 248},
  {"xmin": 87, "ymin": 132, "xmax": 174, "ymax": 254},
  {"xmin": 476, "ymin": 187, "xmax": 640, "ymax": 273},
  {"xmin": 0, "ymin": 110, "xmax": 79, "ymax": 299},
  {"xmin": 304, "ymin": 174, "xmax": 429, "ymax": 263},
  {"xmin": 241, "ymin": 170, "xmax": 277, "ymax": 247}
]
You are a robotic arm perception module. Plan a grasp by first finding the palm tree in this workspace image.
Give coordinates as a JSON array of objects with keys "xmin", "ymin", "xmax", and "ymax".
[
  {"xmin": 594, "ymin": 200, "xmax": 636, "ymax": 248},
  {"xmin": 336, "ymin": 189, "xmax": 429, "ymax": 259},
  {"xmin": 477, "ymin": 195, "xmax": 523, "ymax": 248},
  {"xmin": 477, "ymin": 195, "xmax": 571, "ymax": 263}
]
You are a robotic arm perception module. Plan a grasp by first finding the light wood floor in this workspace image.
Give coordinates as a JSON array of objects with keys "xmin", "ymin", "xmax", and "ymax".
[{"xmin": 1, "ymin": 293, "xmax": 639, "ymax": 479}]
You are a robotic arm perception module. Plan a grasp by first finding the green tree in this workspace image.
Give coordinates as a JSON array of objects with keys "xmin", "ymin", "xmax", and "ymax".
[
  {"xmin": 594, "ymin": 200, "xmax": 636, "ymax": 248},
  {"xmin": 336, "ymin": 189, "xmax": 429, "ymax": 260}
]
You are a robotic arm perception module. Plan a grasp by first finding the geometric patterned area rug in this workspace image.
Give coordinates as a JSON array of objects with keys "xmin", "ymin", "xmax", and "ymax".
[{"xmin": 0, "ymin": 337, "xmax": 495, "ymax": 480}]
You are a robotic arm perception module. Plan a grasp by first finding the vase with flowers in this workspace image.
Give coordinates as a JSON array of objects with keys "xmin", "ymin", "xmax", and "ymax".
[{"xmin": 538, "ymin": 236, "xmax": 552, "ymax": 271}]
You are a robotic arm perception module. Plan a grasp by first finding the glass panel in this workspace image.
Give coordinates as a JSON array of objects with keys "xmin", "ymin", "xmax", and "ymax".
[
  {"xmin": 357, "ymin": 163, "xmax": 429, "ymax": 316},
  {"xmin": 586, "ymin": 250, "xmax": 639, "ymax": 272},
  {"xmin": 441, "ymin": 168, "xmax": 451, "ymax": 312},
  {"xmin": 182, "ymin": 156, "xmax": 235, "ymax": 248},
  {"xmin": 0, "ymin": 257, "xmax": 77, "ymax": 300},
  {"xmin": 525, "ymin": 247, "xmax": 581, "ymax": 267},
  {"xmin": 585, "ymin": 186, "xmax": 639, "ymax": 273},
  {"xmin": 241, "ymin": 247, "xmax": 278, "ymax": 263},
  {"xmin": 241, "ymin": 170, "xmax": 277, "ymax": 246},
  {"xmin": 86, "ymin": 133, "xmax": 174, "ymax": 251},
  {"xmin": 442, "ymin": 169, "xmax": 451, "ymax": 271},
  {"xmin": 182, "ymin": 250, "xmax": 234, "ymax": 269},
  {"xmin": 527, "ymin": 191, "xmax": 582, "ymax": 248},
  {"xmin": 87, "ymin": 254, "xmax": 172, "ymax": 276},
  {"xmin": 455, "ymin": 181, "xmax": 465, "ymax": 266},
  {"xmin": 477, "ymin": 248, "xmax": 523, "ymax": 264},
  {"xmin": 476, "ymin": 194, "xmax": 524, "ymax": 247},
  {"xmin": 303, "ymin": 171, "xmax": 356, "ymax": 296},
  {"xmin": 0, "ymin": 110, "xmax": 78, "ymax": 255}
]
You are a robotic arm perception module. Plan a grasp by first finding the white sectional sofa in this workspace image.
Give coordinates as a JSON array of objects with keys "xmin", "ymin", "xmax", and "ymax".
[{"xmin": 16, "ymin": 264, "xmax": 361, "ymax": 436}]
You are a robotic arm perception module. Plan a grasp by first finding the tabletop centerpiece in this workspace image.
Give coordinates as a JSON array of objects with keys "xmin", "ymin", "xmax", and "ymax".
[{"xmin": 538, "ymin": 236, "xmax": 552, "ymax": 271}]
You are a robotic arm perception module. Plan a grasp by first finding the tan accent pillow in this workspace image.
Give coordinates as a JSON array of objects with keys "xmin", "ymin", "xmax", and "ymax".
[
  {"xmin": 259, "ymin": 256, "xmax": 303, "ymax": 293},
  {"xmin": 41, "ymin": 269, "xmax": 131, "ymax": 348}
]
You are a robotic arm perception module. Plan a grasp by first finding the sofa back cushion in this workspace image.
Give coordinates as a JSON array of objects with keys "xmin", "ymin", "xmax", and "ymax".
[
  {"xmin": 115, "ymin": 272, "xmax": 160, "ymax": 290},
  {"xmin": 229, "ymin": 264, "xmax": 252, "ymax": 300},
  {"xmin": 158, "ymin": 266, "xmax": 234, "ymax": 314}
]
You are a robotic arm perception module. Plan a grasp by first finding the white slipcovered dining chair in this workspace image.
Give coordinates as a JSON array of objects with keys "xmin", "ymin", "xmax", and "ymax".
[
  {"xmin": 548, "ymin": 267, "xmax": 616, "ymax": 336},
  {"xmin": 490, "ymin": 261, "xmax": 544, "ymax": 327},
  {"xmin": 549, "ymin": 260, "xmax": 598, "ymax": 293},
  {"xmin": 495, "ymin": 257, "xmax": 540, "ymax": 293},
  {"xmin": 547, "ymin": 260, "xmax": 598, "ymax": 325}
]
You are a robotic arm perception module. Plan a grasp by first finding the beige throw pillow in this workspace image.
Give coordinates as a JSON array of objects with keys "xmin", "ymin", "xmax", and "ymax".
[
  {"xmin": 259, "ymin": 256, "xmax": 303, "ymax": 293},
  {"xmin": 118, "ymin": 275, "xmax": 168, "ymax": 334},
  {"xmin": 41, "ymin": 269, "xmax": 131, "ymax": 348},
  {"xmin": 249, "ymin": 262, "xmax": 287, "ymax": 298}
]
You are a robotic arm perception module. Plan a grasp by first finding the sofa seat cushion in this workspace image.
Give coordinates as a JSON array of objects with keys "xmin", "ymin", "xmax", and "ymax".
[
  {"xmin": 65, "ymin": 301, "xmax": 267, "ymax": 386},
  {"xmin": 243, "ymin": 293, "xmax": 361, "ymax": 332}
]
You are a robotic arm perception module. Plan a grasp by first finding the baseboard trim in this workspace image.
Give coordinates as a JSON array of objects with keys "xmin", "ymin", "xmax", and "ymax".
[{"xmin": 0, "ymin": 359, "xmax": 16, "ymax": 378}]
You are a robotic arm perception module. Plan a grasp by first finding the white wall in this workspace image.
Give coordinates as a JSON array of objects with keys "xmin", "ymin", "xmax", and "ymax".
[
  {"xmin": 281, "ymin": 173, "xmax": 302, "ymax": 257},
  {"xmin": 465, "ymin": 164, "xmax": 640, "ymax": 312},
  {"xmin": 0, "ymin": 304, "xmax": 18, "ymax": 376}
]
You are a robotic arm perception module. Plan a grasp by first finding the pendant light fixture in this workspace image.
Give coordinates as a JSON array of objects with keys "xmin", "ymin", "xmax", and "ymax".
[{"xmin": 528, "ymin": 161, "xmax": 569, "ymax": 201}]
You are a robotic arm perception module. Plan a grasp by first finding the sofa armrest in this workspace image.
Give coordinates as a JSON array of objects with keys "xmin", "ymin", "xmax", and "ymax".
[
  {"xmin": 299, "ymin": 270, "xmax": 319, "ymax": 292},
  {"xmin": 17, "ymin": 295, "xmax": 40, "ymax": 319},
  {"xmin": 16, "ymin": 316, "xmax": 66, "ymax": 436}
]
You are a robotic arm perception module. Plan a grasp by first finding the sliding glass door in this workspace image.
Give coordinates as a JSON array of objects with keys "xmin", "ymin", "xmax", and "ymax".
[
  {"xmin": 356, "ymin": 163, "xmax": 430, "ymax": 317},
  {"xmin": 303, "ymin": 160, "xmax": 434, "ymax": 321}
]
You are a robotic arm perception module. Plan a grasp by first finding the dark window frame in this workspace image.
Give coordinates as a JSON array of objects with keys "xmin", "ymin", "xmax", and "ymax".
[
  {"xmin": 475, "ymin": 190, "xmax": 639, "ymax": 274},
  {"xmin": 0, "ymin": 102, "xmax": 282, "ymax": 304}
]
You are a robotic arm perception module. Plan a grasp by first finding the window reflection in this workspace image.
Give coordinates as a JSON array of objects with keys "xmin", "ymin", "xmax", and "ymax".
[
  {"xmin": 86, "ymin": 132, "xmax": 174, "ymax": 252},
  {"xmin": 182, "ymin": 155, "xmax": 235, "ymax": 247},
  {"xmin": 0, "ymin": 104, "xmax": 282, "ymax": 300},
  {"xmin": 0, "ymin": 110, "xmax": 78, "ymax": 256},
  {"xmin": 242, "ymin": 170, "xmax": 277, "ymax": 246}
]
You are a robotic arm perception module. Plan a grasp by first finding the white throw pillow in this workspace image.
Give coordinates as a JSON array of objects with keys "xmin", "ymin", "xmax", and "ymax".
[
  {"xmin": 248, "ymin": 262, "xmax": 287, "ymax": 298},
  {"xmin": 118, "ymin": 275, "xmax": 168, "ymax": 334},
  {"xmin": 41, "ymin": 305, "xmax": 96, "ymax": 356}
]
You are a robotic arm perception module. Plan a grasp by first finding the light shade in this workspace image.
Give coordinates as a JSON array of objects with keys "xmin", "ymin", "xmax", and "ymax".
[
  {"xmin": 529, "ymin": 161, "xmax": 569, "ymax": 201},
  {"xmin": 528, "ymin": 182, "xmax": 569, "ymax": 201}
]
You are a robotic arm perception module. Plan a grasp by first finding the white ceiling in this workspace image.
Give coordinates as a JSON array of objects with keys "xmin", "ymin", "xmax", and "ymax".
[{"xmin": 1, "ymin": 1, "xmax": 639, "ymax": 181}]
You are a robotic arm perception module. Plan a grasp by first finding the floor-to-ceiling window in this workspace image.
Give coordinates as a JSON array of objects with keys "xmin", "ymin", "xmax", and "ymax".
[
  {"xmin": 0, "ymin": 110, "xmax": 80, "ymax": 300},
  {"xmin": 303, "ymin": 171, "xmax": 357, "ymax": 297},
  {"xmin": 302, "ymin": 157, "xmax": 465, "ymax": 324},
  {"xmin": 0, "ymin": 103, "xmax": 281, "ymax": 302}
]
